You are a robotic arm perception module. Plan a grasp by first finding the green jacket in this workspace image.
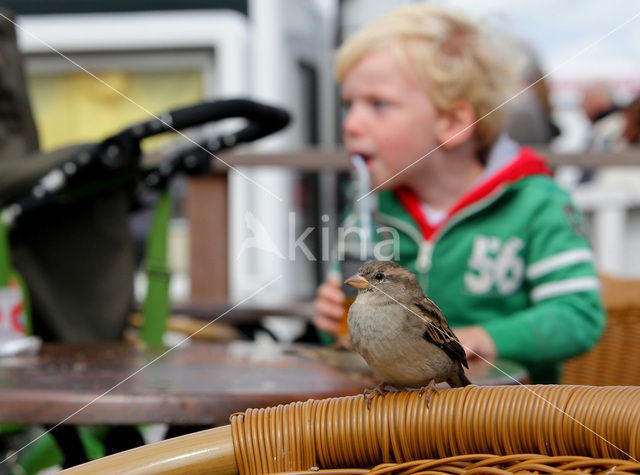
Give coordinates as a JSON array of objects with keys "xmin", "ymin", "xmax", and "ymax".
[{"xmin": 349, "ymin": 140, "xmax": 605, "ymax": 383}]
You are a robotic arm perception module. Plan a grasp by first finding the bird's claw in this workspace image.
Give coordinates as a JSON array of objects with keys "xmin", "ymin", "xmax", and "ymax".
[
  {"xmin": 418, "ymin": 379, "xmax": 437, "ymax": 407},
  {"xmin": 363, "ymin": 382, "xmax": 388, "ymax": 409}
]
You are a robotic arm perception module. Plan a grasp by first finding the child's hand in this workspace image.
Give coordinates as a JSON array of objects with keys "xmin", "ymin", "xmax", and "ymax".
[
  {"xmin": 455, "ymin": 326, "xmax": 497, "ymax": 361},
  {"xmin": 312, "ymin": 275, "xmax": 345, "ymax": 335}
]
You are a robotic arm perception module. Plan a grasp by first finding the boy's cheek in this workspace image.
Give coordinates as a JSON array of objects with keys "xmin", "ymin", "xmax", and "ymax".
[{"xmin": 369, "ymin": 166, "xmax": 399, "ymax": 190}]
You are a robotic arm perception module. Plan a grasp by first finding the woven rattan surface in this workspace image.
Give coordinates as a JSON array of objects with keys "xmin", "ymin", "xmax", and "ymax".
[
  {"xmin": 562, "ymin": 276, "xmax": 640, "ymax": 385},
  {"xmin": 562, "ymin": 308, "xmax": 640, "ymax": 385},
  {"xmin": 268, "ymin": 454, "xmax": 640, "ymax": 474},
  {"xmin": 230, "ymin": 385, "xmax": 640, "ymax": 475}
]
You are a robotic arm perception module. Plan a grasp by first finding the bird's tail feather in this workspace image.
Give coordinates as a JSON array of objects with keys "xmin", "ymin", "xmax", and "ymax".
[{"xmin": 447, "ymin": 365, "xmax": 472, "ymax": 387}]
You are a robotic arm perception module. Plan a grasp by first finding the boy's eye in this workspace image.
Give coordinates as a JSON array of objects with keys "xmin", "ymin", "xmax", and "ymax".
[
  {"xmin": 341, "ymin": 99, "xmax": 352, "ymax": 112},
  {"xmin": 372, "ymin": 100, "xmax": 389, "ymax": 110}
]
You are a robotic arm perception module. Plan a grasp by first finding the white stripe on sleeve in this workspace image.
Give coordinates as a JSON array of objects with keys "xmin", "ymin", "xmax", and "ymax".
[
  {"xmin": 526, "ymin": 249, "xmax": 594, "ymax": 280},
  {"xmin": 531, "ymin": 276, "xmax": 600, "ymax": 302}
]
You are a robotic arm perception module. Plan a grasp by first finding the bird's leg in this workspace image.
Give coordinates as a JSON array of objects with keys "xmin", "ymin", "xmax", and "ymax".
[
  {"xmin": 418, "ymin": 379, "xmax": 437, "ymax": 407},
  {"xmin": 363, "ymin": 382, "xmax": 388, "ymax": 409}
]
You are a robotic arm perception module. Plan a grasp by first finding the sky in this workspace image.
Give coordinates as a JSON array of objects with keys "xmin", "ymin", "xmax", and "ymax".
[{"xmin": 434, "ymin": 0, "xmax": 640, "ymax": 84}]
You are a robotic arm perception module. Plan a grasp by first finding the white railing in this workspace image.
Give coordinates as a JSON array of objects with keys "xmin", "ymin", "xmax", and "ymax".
[{"xmin": 547, "ymin": 150, "xmax": 640, "ymax": 277}]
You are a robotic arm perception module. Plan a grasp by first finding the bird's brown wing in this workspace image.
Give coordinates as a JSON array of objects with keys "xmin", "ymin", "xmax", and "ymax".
[{"xmin": 413, "ymin": 298, "xmax": 469, "ymax": 369}]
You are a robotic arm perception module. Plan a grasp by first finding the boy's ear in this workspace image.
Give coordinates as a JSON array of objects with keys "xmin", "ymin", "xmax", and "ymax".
[{"xmin": 435, "ymin": 101, "xmax": 476, "ymax": 148}]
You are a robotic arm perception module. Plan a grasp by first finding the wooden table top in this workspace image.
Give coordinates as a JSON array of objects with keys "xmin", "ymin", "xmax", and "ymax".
[
  {"xmin": 0, "ymin": 341, "xmax": 365, "ymax": 426},
  {"xmin": 0, "ymin": 342, "xmax": 528, "ymax": 427}
]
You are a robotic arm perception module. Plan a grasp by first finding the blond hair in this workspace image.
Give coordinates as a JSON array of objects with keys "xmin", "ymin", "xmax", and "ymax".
[{"xmin": 335, "ymin": 4, "xmax": 515, "ymax": 151}]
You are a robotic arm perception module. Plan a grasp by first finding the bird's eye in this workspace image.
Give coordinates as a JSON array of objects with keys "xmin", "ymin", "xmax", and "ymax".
[{"xmin": 374, "ymin": 272, "xmax": 384, "ymax": 281}]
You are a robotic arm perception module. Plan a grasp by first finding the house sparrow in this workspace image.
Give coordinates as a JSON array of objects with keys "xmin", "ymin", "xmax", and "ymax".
[{"xmin": 345, "ymin": 260, "xmax": 470, "ymax": 405}]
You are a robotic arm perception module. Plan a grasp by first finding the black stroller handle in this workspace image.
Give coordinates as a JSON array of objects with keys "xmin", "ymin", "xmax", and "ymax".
[
  {"xmin": 139, "ymin": 99, "xmax": 291, "ymax": 189},
  {"xmin": 2, "ymin": 98, "xmax": 291, "ymax": 225},
  {"xmin": 163, "ymin": 99, "xmax": 289, "ymax": 140},
  {"xmin": 127, "ymin": 98, "xmax": 290, "ymax": 143},
  {"xmin": 99, "ymin": 99, "xmax": 290, "ymax": 169}
]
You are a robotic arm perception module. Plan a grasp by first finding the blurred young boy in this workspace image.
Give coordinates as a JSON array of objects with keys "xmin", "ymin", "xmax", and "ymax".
[{"xmin": 313, "ymin": 4, "xmax": 604, "ymax": 383}]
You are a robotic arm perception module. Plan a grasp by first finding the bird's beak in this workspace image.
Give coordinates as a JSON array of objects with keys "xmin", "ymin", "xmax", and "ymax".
[{"xmin": 345, "ymin": 273, "xmax": 370, "ymax": 289}]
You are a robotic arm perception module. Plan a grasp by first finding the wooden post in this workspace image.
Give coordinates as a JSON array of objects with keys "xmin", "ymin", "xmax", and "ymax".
[{"xmin": 186, "ymin": 173, "xmax": 229, "ymax": 301}]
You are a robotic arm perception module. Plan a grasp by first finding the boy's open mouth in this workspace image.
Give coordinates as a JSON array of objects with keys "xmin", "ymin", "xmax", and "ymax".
[{"xmin": 360, "ymin": 154, "xmax": 373, "ymax": 168}]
